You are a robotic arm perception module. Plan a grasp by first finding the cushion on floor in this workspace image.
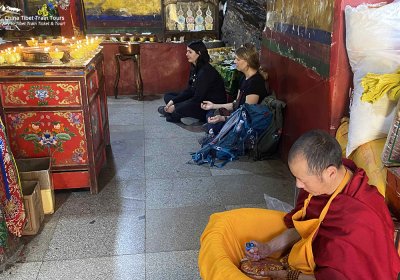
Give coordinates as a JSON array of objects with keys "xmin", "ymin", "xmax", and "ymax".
[{"xmin": 336, "ymin": 118, "xmax": 386, "ymax": 196}]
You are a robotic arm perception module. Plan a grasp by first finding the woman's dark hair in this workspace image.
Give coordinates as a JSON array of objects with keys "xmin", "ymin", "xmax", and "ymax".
[
  {"xmin": 288, "ymin": 130, "xmax": 343, "ymax": 177},
  {"xmin": 235, "ymin": 43, "xmax": 260, "ymax": 70},
  {"xmin": 187, "ymin": 40, "xmax": 210, "ymax": 70}
]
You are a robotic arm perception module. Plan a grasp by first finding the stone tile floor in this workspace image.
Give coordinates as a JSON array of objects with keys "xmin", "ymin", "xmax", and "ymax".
[{"xmin": 3, "ymin": 96, "xmax": 295, "ymax": 280}]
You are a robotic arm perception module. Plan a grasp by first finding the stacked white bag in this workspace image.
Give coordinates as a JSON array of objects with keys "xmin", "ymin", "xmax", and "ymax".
[{"xmin": 345, "ymin": 1, "xmax": 400, "ymax": 157}]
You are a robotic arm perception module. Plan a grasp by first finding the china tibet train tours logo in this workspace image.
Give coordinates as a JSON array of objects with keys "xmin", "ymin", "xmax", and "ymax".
[
  {"xmin": 0, "ymin": 3, "xmax": 66, "ymax": 31},
  {"xmin": 0, "ymin": 4, "xmax": 22, "ymax": 30},
  {"xmin": 0, "ymin": 4, "xmax": 22, "ymax": 15}
]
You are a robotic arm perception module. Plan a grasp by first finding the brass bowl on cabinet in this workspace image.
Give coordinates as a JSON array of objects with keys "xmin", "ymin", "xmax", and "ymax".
[
  {"xmin": 22, "ymin": 47, "xmax": 71, "ymax": 63},
  {"xmin": 118, "ymin": 43, "xmax": 140, "ymax": 55},
  {"xmin": 22, "ymin": 47, "xmax": 52, "ymax": 63}
]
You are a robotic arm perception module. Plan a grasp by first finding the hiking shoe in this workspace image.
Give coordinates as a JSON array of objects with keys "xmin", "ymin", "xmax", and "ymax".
[{"xmin": 158, "ymin": 106, "xmax": 167, "ymax": 116}]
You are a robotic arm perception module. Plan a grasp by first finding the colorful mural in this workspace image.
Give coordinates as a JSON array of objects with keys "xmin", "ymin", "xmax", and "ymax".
[
  {"xmin": 84, "ymin": 0, "xmax": 161, "ymax": 16},
  {"xmin": 263, "ymin": 0, "xmax": 334, "ymax": 77},
  {"xmin": 83, "ymin": 0, "xmax": 163, "ymax": 33},
  {"xmin": 266, "ymin": 0, "xmax": 334, "ymax": 32}
]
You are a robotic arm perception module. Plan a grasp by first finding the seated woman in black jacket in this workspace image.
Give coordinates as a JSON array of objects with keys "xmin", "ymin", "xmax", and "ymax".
[{"xmin": 158, "ymin": 40, "xmax": 226, "ymax": 123}]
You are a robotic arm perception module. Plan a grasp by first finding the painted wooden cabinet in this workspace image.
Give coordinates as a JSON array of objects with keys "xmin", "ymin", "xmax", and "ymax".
[{"xmin": 0, "ymin": 50, "xmax": 109, "ymax": 194}]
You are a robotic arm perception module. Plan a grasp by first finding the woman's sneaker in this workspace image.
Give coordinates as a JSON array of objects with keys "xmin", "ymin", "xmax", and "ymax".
[{"xmin": 157, "ymin": 106, "xmax": 167, "ymax": 116}]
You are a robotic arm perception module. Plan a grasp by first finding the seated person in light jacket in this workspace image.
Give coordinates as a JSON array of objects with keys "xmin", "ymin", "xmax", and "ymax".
[
  {"xmin": 201, "ymin": 43, "xmax": 268, "ymax": 134},
  {"xmin": 157, "ymin": 40, "xmax": 226, "ymax": 124}
]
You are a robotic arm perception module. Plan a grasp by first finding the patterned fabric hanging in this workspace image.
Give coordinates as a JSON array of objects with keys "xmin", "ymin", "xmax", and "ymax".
[
  {"xmin": 0, "ymin": 202, "xmax": 23, "ymax": 271},
  {"xmin": 0, "ymin": 119, "xmax": 25, "ymax": 237},
  {"xmin": 0, "ymin": 214, "xmax": 7, "ymax": 248}
]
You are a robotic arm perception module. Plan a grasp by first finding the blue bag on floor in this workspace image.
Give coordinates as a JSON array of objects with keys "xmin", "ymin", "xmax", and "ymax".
[{"xmin": 191, "ymin": 103, "xmax": 272, "ymax": 167}]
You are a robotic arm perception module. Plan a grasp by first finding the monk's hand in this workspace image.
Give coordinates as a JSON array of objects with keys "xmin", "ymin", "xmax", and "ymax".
[{"xmin": 244, "ymin": 241, "xmax": 272, "ymax": 261}]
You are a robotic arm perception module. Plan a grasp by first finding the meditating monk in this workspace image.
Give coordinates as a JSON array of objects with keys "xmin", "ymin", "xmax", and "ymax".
[{"xmin": 199, "ymin": 130, "xmax": 400, "ymax": 279}]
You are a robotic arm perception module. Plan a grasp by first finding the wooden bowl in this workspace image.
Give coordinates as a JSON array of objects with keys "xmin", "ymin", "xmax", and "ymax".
[{"xmin": 119, "ymin": 43, "xmax": 140, "ymax": 55}]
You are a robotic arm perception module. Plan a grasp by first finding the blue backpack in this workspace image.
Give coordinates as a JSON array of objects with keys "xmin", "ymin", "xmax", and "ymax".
[{"xmin": 191, "ymin": 103, "xmax": 272, "ymax": 167}]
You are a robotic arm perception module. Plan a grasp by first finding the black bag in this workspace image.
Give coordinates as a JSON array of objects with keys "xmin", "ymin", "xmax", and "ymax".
[{"xmin": 252, "ymin": 96, "xmax": 286, "ymax": 160}]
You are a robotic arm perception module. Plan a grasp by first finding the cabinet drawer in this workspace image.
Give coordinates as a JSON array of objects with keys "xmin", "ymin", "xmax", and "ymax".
[
  {"xmin": 0, "ymin": 81, "xmax": 81, "ymax": 107},
  {"xmin": 53, "ymin": 171, "xmax": 90, "ymax": 190},
  {"xmin": 5, "ymin": 110, "xmax": 88, "ymax": 167}
]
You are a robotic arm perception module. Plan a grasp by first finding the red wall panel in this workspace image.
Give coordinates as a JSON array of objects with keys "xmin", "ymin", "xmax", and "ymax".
[
  {"xmin": 102, "ymin": 42, "xmax": 190, "ymax": 97},
  {"xmin": 261, "ymin": 0, "xmax": 393, "ymax": 160}
]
